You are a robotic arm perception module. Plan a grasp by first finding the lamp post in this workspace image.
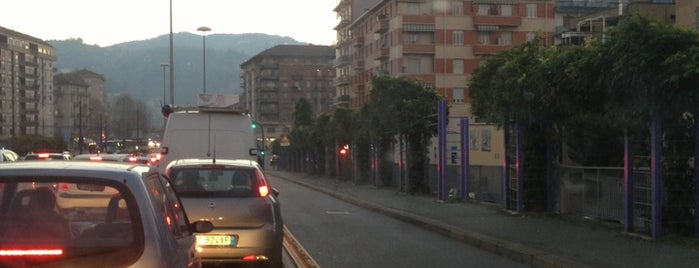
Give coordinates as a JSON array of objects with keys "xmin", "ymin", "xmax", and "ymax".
[
  {"xmin": 197, "ymin": 26, "xmax": 211, "ymax": 93},
  {"xmin": 160, "ymin": 63, "xmax": 168, "ymax": 105},
  {"xmin": 169, "ymin": 0, "xmax": 175, "ymax": 105}
]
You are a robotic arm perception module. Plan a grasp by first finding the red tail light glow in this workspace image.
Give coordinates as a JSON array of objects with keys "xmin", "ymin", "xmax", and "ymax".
[
  {"xmin": 258, "ymin": 185, "xmax": 269, "ymax": 197},
  {"xmin": 59, "ymin": 183, "xmax": 69, "ymax": 192},
  {"xmin": 89, "ymin": 156, "xmax": 103, "ymax": 161},
  {"xmin": 0, "ymin": 248, "xmax": 63, "ymax": 256}
]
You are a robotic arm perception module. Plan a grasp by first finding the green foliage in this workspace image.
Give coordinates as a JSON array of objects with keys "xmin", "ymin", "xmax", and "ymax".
[{"xmin": 3, "ymin": 135, "xmax": 67, "ymax": 156}]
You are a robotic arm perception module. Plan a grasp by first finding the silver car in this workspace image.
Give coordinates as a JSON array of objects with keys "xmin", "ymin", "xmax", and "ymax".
[
  {"xmin": 0, "ymin": 161, "xmax": 213, "ymax": 268},
  {"xmin": 166, "ymin": 158, "xmax": 283, "ymax": 268}
]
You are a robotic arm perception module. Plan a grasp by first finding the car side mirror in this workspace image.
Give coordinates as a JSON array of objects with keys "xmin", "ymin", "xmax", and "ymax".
[
  {"xmin": 272, "ymin": 187, "xmax": 280, "ymax": 197},
  {"xmin": 160, "ymin": 147, "xmax": 169, "ymax": 155},
  {"xmin": 191, "ymin": 220, "xmax": 214, "ymax": 233},
  {"xmin": 249, "ymin": 148, "xmax": 258, "ymax": 156}
]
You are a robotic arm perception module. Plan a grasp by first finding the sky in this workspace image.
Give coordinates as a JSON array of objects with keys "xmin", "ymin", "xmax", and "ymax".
[{"xmin": 1, "ymin": 0, "xmax": 339, "ymax": 47}]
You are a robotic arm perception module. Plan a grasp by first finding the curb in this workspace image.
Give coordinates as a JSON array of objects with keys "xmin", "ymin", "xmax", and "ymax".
[{"xmin": 271, "ymin": 171, "xmax": 594, "ymax": 268}]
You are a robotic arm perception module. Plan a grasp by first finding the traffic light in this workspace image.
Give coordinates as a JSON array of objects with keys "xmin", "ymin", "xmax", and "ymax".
[
  {"xmin": 251, "ymin": 121, "xmax": 258, "ymax": 129},
  {"xmin": 338, "ymin": 144, "xmax": 349, "ymax": 157}
]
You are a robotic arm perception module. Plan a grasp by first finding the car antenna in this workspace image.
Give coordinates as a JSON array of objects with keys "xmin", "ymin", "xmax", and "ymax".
[
  {"xmin": 212, "ymin": 135, "xmax": 216, "ymax": 164},
  {"xmin": 206, "ymin": 113, "xmax": 212, "ymax": 157}
]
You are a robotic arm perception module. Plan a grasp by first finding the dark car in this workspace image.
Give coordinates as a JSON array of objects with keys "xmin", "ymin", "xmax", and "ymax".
[
  {"xmin": 165, "ymin": 158, "xmax": 283, "ymax": 268},
  {"xmin": 0, "ymin": 161, "xmax": 214, "ymax": 267}
]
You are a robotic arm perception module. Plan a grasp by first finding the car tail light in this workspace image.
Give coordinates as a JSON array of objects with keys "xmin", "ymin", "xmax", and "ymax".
[
  {"xmin": 37, "ymin": 153, "xmax": 50, "ymax": 159},
  {"xmin": 258, "ymin": 185, "xmax": 269, "ymax": 197},
  {"xmin": 242, "ymin": 255, "xmax": 268, "ymax": 262},
  {"xmin": 254, "ymin": 169, "xmax": 270, "ymax": 197},
  {"xmin": 89, "ymin": 156, "xmax": 103, "ymax": 161},
  {"xmin": 0, "ymin": 248, "xmax": 63, "ymax": 256},
  {"xmin": 127, "ymin": 156, "xmax": 138, "ymax": 162},
  {"xmin": 58, "ymin": 183, "xmax": 69, "ymax": 192}
]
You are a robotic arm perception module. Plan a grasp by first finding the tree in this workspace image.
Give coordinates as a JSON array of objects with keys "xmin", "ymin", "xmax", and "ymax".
[
  {"xmin": 367, "ymin": 75, "xmax": 442, "ymax": 192},
  {"xmin": 109, "ymin": 94, "xmax": 152, "ymax": 139}
]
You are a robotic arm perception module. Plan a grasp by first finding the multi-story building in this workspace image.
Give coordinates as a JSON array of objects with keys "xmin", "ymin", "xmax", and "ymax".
[
  {"xmin": 335, "ymin": 0, "xmax": 556, "ymax": 167},
  {"xmin": 674, "ymin": 0, "xmax": 697, "ymax": 30},
  {"xmin": 0, "ymin": 26, "xmax": 56, "ymax": 140},
  {"xmin": 240, "ymin": 44, "xmax": 336, "ymax": 142},
  {"xmin": 54, "ymin": 69, "xmax": 107, "ymax": 149}
]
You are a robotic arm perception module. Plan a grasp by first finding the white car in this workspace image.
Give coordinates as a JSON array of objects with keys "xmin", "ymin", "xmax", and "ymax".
[{"xmin": 0, "ymin": 161, "xmax": 214, "ymax": 268}]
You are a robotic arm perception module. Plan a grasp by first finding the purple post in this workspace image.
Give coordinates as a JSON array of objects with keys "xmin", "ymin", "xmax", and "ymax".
[
  {"xmin": 438, "ymin": 100, "xmax": 447, "ymax": 202},
  {"xmin": 624, "ymin": 133, "xmax": 634, "ymax": 233},
  {"xmin": 503, "ymin": 120, "xmax": 511, "ymax": 209},
  {"xmin": 460, "ymin": 118, "xmax": 470, "ymax": 201},
  {"xmin": 516, "ymin": 121, "xmax": 523, "ymax": 213},
  {"xmin": 651, "ymin": 115, "xmax": 662, "ymax": 239},
  {"xmin": 695, "ymin": 122, "xmax": 699, "ymax": 237}
]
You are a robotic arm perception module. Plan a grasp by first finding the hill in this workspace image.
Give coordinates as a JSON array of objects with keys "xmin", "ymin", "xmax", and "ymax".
[{"xmin": 49, "ymin": 32, "xmax": 302, "ymax": 107}]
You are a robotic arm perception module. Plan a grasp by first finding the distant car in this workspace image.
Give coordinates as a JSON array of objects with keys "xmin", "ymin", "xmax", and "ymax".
[
  {"xmin": 73, "ymin": 153, "xmax": 145, "ymax": 164},
  {"xmin": 22, "ymin": 152, "xmax": 72, "ymax": 160},
  {"xmin": 0, "ymin": 161, "xmax": 214, "ymax": 268},
  {"xmin": 166, "ymin": 158, "xmax": 283, "ymax": 268},
  {"xmin": 0, "ymin": 148, "xmax": 19, "ymax": 162}
]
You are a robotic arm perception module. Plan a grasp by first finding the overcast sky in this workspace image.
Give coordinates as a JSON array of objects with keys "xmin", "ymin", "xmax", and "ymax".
[{"xmin": 1, "ymin": 0, "xmax": 338, "ymax": 47}]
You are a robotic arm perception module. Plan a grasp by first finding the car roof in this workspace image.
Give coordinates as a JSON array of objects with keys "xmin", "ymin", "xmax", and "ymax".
[
  {"xmin": 72, "ymin": 153, "xmax": 132, "ymax": 161},
  {"xmin": 166, "ymin": 158, "xmax": 259, "ymax": 169},
  {"xmin": 0, "ymin": 161, "xmax": 150, "ymax": 177}
]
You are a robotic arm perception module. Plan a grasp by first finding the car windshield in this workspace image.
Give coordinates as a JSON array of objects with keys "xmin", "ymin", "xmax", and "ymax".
[
  {"xmin": 171, "ymin": 168, "xmax": 256, "ymax": 198},
  {"xmin": 0, "ymin": 177, "xmax": 143, "ymax": 267}
]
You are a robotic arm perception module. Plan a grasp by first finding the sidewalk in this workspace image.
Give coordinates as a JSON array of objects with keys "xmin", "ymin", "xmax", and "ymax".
[{"xmin": 265, "ymin": 170, "xmax": 699, "ymax": 268}]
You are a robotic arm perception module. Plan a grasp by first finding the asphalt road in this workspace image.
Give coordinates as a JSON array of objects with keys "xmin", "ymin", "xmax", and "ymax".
[{"xmin": 268, "ymin": 174, "xmax": 526, "ymax": 268}]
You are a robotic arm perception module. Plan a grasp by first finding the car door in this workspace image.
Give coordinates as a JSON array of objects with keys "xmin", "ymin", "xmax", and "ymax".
[{"xmin": 146, "ymin": 172, "xmax": 200, "ymax": 268}]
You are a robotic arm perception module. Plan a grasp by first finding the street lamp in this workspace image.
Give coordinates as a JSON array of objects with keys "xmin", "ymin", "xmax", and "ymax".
[
  {"xmin": 160, "ymin": 63, "xmax": 168, "ymax": 105},
  {"xmin": 197, "ymin": 26, "xmax": 211, "ymax": 93}
]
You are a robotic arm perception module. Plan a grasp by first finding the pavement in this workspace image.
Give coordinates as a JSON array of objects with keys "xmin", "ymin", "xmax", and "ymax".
[{"xmin": 265, "ymin": 169, "xmax": 699, "ymax": 268}]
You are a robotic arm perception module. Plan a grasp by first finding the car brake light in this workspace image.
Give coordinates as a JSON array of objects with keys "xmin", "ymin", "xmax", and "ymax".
[
  {"xmin": 37, "ymin": 153, "xmax": 50, "ymax": 159},
  {"xmin": 128, "ymin": 156, "xmax": 138, "ymax": 162},
  {"xmin": 89, "ymin": 156, "xmax": 102, "ymax": 161},
  {"xmin": 258, "ymin": 185, "xmax": 269, "ymax": 197},
  {"xmin": 0, "ymin": 248, "xmax": 63, "ymax": 256},
  {"xmin": 59, "ymin": 183, "xmax": 69, "ymax": 192}
]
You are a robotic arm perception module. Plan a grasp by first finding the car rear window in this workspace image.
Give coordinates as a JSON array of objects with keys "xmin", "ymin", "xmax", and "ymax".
[
  {"xmin": 171, "ymin": 168, "xmax": 257, "ymax": 198},
  {"xmin": 0, "ymin": 177, "xmax": 143, "ymax": 267}
]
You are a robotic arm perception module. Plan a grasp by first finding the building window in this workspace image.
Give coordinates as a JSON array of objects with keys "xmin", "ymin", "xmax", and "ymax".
[
  {"xmin": 408, "ymin": 3, "xmax": 419, "ymax": 15},
  {"xmin": 479, "ymin": 33, "xmax": 490, "ymax": 45},
  {"xmin": 477, "ymin": 5, "xmax": 489, "ymax": 15},
  {"xmin": 452, "ymin": 88, "xmax": 464, "ymax": 103},
  {"xmin": 498, "ymin": 32, "xmax": 512, "ymax": 45},
  {"xmin": 404, "ymin": 34, "xmax": 418, "ymax": 44},
  {"xmin": 405, "ymin": 58, "xmax": 420, "ymax": 74},
  {"xmin": 452, "ymin": 1, "xmax": 463, "ymax": 16},
  {"xmin": 452, "ymin": 59, "xmax": 464, "ymax": 74},
  {"xmin": 526, "ymin": 4, "xmax": 537, "ymax": 18},
  {"xmin": 501, "ymin": 5, "xmax": 512, "ymax": 16},
  {"xmin": 452, "ymin": 31, "xmax": 464, "ymax": 45},
  {"xmin": 526, "ymin": 32, "xmax": 536, "ymax": 42}
]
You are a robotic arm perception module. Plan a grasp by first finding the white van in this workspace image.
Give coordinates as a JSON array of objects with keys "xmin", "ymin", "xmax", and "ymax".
[{"xmin": 158, "ymin": 106, "xmax": 258, "ymax": 172}]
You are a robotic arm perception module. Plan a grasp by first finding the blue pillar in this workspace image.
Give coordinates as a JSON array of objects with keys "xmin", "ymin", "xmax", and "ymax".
[
  {"xmin": 460, "ymin": 118, "xmax": 470, "ymax": 201},
  {"xmin": 624, "ymin": 133, "xmax": 634, "ymax": 233},
  {"xmin": 438, "ymin": 100, "xmax": 447, "ymax": 202},
  {"xmin": 651, "ymin": 115, "xmax": 662, "ymax": 239}
]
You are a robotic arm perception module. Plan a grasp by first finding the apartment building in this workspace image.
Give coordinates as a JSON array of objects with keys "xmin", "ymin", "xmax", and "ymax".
[
  {"xmin": 240, "ymin": 44, "xmax": 336, "ymax": 141},
  {"xmin": 0, "ymin": 26, "xmax": 56, "ymax": 140},
  {"xmin": 54, "ymin": 69, "xmax": 107, "ymax": 148},
  {"xmin": 674, "ymin": 0, "xmax": 698, "ymax": 30},
  {"xmin": 335, "ymin": 0, "xmax": 556, "ymax": 115}
]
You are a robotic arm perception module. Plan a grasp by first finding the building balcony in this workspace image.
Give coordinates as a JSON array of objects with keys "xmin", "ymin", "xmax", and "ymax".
[
  {"xmin": 20, "ymin": 120, "xmax": 39, "ymax": 127},
  {"xmin": 260, "ymin": 63, "xmax": 279, "ymax": 69},
  {"xmin": 258, "ymin": 73, "xmax": 279, "ymax": 80},
  {"xmin": 333, "ymin": 55, "xmax": 350, "ymax": 67},
  {"xmin": 334, "ymin": 95, "xmax": 350, "ymax": 106},
  {"xmin": 374, "ymin": 48, "xmax": 389, "ymax": 60},
  {"xmin": 20, "ymin": 83, "xmax": 40, "ymax": 91},
  {"xmin": 373, "ymin": 19, "xmax": 389, "ymax": 33},
  {"xmin": 473, "ymin": 15, "xmax": 522, "ymax": 27},
  {"xmin": 353, "ymin": 36, "xmax": 364, "ymax": 47},
  {"xmin": 334, "ymin": 17, "xmax": 351, "ymax": 30},
  {"xmin": 403, "ymin": 44, "xmax": 434, "ymax": 54},
  {"xmin": 333, "ymin": 75, "xmax": 350, "ymax": 86},
  {"xmin": 258, "ymin": 86, "xmax": 279, "ymax": 92},
  {"xmin": 473, "ymin": 44, "xmax": 514, "ymax": 55},
  {"xmin": 353, "ymin": 60, "xmax": 364, "ymax": 70}
]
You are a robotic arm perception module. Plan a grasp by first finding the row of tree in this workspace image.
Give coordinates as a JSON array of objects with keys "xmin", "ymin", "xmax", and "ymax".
[
  {"xmin": 273, "ymin": 75, "xmax": 442, "ymax": 194},
  {"xmin": 468, "ymin": 14, "xmax": 699, "ymax": 234}
]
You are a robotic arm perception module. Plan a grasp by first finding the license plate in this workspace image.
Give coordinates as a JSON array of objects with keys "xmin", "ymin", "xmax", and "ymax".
[{"xmin": 196, "ymin": 235, "xmax": 236, "ymax": 246}]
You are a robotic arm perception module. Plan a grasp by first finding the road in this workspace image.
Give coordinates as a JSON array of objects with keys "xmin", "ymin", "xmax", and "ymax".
[{"xmin": 268, "ymin": 174, "xmax": 525, "ymax": 268}]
